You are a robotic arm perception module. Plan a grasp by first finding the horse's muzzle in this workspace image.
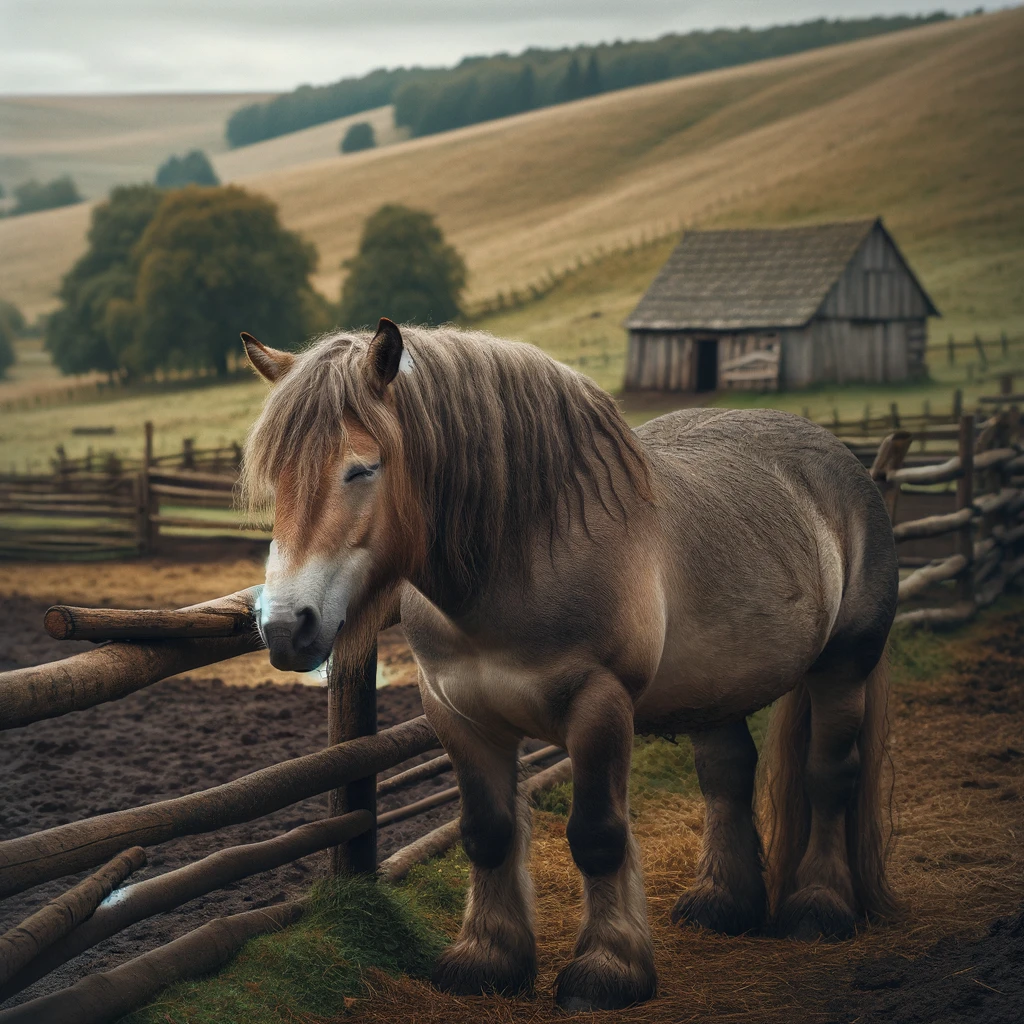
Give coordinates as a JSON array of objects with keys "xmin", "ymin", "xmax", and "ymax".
[{"xmin": 262, "ymin": 605, "xmax": 328, "ymax": 672}]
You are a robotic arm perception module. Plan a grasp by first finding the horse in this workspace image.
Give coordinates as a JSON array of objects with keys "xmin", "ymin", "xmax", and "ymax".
[{"xmin": 239, "ymin": 319, "xmax": 898, "ymax": 1012}]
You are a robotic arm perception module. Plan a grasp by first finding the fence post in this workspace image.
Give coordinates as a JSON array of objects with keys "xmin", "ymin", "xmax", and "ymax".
[
  {"xmin": 182, "ymin": 438, "xmax": 195, "ymax": 471},
  {"xmin": 974, "ymin": 334, "xmax": 988, "ymax": 371},
  {"xmin": 1001, "ymin": 331, "xmax": 1009, "ymax": 360},
  {"xmin": 890, "ymin": 402, "xmax": 900, "ymax": 429},
  {"xmin": 327, "ymin": 647, "xmax": 378, "ymax": 875},
  {"xmin": 1000, "ymin": 372, "xmax": 1013, "ymax": 397},
  {"xmin": 952, "ymin": 389, "xmax": 963, "ymax": 421},
  {"xmin": 948, "ymin": 335, "xmax": 955, "ymax": 366},
  {"xmin": 140, "ymin": 421, "xmax": 155, "ymax": 554},
  {"xmin": 956, "ymin": 415, "xmax": 975, "ymax": 606}
]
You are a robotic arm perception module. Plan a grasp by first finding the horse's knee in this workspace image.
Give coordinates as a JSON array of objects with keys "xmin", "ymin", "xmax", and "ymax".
[
  {"xmin": 567, "ymin": 811, "xmax": 628, "ymax": 877},
  {"xmin": 462, "ymin": 804, "xmax": 515, "ymax": 869}
]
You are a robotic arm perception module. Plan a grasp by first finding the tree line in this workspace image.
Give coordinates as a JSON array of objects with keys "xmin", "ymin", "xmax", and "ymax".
[{"xmin": 225, "ymin": 13, "xmax": 950, "ymax": 147}]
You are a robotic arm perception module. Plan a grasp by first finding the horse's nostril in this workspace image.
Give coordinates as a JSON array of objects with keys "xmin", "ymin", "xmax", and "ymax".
[{"xmin": 294, "ymin": 606, "xmax": 321, "ymax": 649}]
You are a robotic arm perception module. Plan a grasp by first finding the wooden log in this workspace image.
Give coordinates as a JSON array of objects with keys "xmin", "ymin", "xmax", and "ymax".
[
  {"xmin": 146, "ymin": 468, "xmax": 237, "ymax": 488},
  {"xmin": 0, "ymin": 503, "xmax": 137, "ymax": 517},
  {"xmin": 329, "ymin": 651, "xmax": 378, "ymax": 876},
  {"xmin": 0, "ymin": 716, "xmax": 437, "ymax": 899},
  {"xmin": 957, "ymin": 416, "xmax": 975, "ymax": 605},
  {"xmin": 869, "ymin": 430, "xmax": 912, "ymax": 521},
  {"xmin": 972, "ymin": 447, "xmax": 1019, "ymax": 471},
  {"xmin": 378, "ymin": 751, "xmax": 571, "ymax": 828},
  {"xmin": 0, "ymin": 635, "xmax": 266, "ymax": 733},
  {"xmin": 892, "ymin": 507, "xmax": 973, "ymax": 543},
  {"xmin": 0, "ymin": 847, "xmax": 146, "ymax": 989},
  {"xmin": 0, "ymin": 813, "xmax": 371, "ymax": 1003},
  {"xmin": 973, "ymin": 488, "xmax": 1020, "ymax": 516},
  {"xmin": 378, "ymin": 757, "xmax": 574, "ymax": 883},
  {"xmin": 893, "ymin": 602, "xmax": 976, "ymax": 629},
  {"xmin": 898, "ymin": 554, "xmax": 967, "ymax": 601},
  {"xmin": 375, "ymin": 743, "xmax": 561, "ymax": 797},
  {"xmin": 44, "ymin": 587, "xmax": 260, "ymax": 641},
  {"xmin": 0, "ymin": 902, "xmax": 303, "ymax": 1024},
  {"xmin": 147, "ymin": 483, "xmax": 236, "ymax": 504},
  {"xmin": 148, "ymin": 515, "xmax": 265, "ymax": 531},
  {"xmin": 886, "ymin": 455, "xmax": 962, "ymax": 486}
]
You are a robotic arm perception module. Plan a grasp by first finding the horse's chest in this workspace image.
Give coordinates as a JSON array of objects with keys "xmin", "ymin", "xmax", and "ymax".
[{"xmin": 416, "ymin": 648, "xmax": 565, "ymax": 742}]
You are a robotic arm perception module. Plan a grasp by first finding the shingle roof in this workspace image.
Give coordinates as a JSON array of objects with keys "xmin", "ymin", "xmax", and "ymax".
[{"xmin": 625, "ymin": 220, "xmax": 878, "ymax": 331}]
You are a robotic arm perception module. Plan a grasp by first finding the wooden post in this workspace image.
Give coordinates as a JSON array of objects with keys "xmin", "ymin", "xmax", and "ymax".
[
  {"xmin": 974, "ymin": 334, "xmax": 988, "ymax": 370},
  {"xmin": 327, "ymin": 647, "xmax": 378, "ymax": 875},
  {"xmin": 1001, "ymin": 331, "xmax": 1009, "ymax": 359},
  {"xmin": 953, "ymin": 389, "xmax": 963, "ymax": 421},
  {"xmin": 890, "ymin": 402, "xmax": 900, "ymax": 429},
  {"xmin": 140, "ymin": 421, "xmax": 154, "ymax": 554},
  {"xmin": 870, "ymin": 431, "xmax": 912, "ymax": 523},
  {"xmin": 182, "ymin": 438, "xmax": 195, "ymax": 470},
  {"xmin": 956, "ymin": 415, "xmax": 975, "ymax": 605},
  {"xmin": 1000, "ymin": 372, "xmax": 1013, "ymax": 396},
  {"xmin": 948, "ymin": 334, "xmax": 955, "ymax": 366}
]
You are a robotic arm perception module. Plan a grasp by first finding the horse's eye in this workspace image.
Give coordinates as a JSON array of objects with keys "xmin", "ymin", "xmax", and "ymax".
[{"xmin": 343, "ymin": 462, "xmax": 379, "ymax": 484}]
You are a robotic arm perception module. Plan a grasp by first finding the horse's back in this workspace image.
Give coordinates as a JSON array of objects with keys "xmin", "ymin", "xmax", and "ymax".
[{"xmin": 633, "ymin": 408, "xmax": 897, "ymax": 729}]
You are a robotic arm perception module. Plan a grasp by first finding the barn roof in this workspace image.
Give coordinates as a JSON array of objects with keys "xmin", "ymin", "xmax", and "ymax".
[{"xmin": 624, "ymin": 218, "xmax": 935, "ymax": 331}]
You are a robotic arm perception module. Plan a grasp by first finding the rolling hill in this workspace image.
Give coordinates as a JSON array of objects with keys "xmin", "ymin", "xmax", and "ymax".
[{"xmin": 0, "ymin": 8, "xmax": 1021, "ymax": 340}]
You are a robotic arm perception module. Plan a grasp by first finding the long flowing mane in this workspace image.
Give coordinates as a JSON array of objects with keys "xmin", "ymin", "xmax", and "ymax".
[{"xmin": 241, "ymin": 325, "xmax": 652, "ymax": 599}]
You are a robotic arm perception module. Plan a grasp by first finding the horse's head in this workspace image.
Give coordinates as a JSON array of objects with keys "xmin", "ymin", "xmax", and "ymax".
[{"xmin": 241, "ymin": 319, "xmax": 421, "ymax": 672}]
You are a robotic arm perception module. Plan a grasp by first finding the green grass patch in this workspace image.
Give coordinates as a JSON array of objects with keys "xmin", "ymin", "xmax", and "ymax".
[{"xmin": 120, "ymin": 875, "xmax": 446, "ymax": 1024}]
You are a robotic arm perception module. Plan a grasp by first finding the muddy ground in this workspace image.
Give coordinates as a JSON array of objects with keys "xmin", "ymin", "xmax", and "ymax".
[{"xmin": 0, "ymin": 558, "xmax": 1022, "ymax": 1022}]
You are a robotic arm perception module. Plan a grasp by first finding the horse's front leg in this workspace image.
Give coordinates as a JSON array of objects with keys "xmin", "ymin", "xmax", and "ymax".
[
  {"xmin": 423, "ymin": 691, "xmax": 536, "ymax": 996},
  {"xmin": 555, "ymin": 670, "xmax": 657, "ymax": 1012}
]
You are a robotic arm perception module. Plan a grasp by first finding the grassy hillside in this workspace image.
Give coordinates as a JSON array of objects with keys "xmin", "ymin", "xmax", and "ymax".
[
  {"xmin": 1, "ymin": 9, "xmax": 1020, "ymax": 337},
  {"xmin": 213, "ymin": 106, "xmax": 405, "ymax": 183},
  {"xmin": 0, "ymin": 92, "xmax": 270, "ymax": 201}
]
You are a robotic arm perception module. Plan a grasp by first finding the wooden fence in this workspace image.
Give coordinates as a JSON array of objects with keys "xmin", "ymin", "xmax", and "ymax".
[
  {"xmin": 0, "ymin": 591, "xmax": 572, "ymax": 1021},
  {"xmin": 0, "ymin": 423, "xmax": 260, "ymax": 560}
]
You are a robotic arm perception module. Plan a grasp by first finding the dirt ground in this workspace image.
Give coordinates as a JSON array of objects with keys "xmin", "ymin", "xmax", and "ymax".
[{"xmin": 0, "ymin": 557, "xmax": 1022, "ymax": 1022}]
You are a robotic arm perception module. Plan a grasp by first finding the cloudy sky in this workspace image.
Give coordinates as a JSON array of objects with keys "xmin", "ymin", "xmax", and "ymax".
[{"xmin": 0, "ymin": 1, "xmax": 1009, "ymax": 95}]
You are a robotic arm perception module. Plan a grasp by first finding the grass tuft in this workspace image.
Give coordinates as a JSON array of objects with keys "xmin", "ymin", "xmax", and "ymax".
[{"xmin": 120, "ymin": 875, "xmax": 447, "ymax": 1024}]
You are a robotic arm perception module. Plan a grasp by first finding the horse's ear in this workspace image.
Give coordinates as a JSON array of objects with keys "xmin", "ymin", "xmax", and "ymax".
[
  {"xmin": 241, "ymin": 332, "xmax": 295, "ymax": 384},
  {"xmin": 364, "ymin": 318, "xmax": 403, "ymax": 393}
]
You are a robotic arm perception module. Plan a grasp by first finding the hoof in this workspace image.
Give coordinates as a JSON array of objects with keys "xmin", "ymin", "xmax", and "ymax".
[
  {"xmin": 671, "ymin": 880, "xmax": 766, "ymax": 936},
  {"xmin": 775, "ymin": 885, "xmax": 857, "ymax": 941},
  {"xmin": 554, "ymin": 951, "xmax": 657, "ymax": 1013},
  {"xmin": 431, "ymin": 941, "xmax": 536, "ymax": 997}
]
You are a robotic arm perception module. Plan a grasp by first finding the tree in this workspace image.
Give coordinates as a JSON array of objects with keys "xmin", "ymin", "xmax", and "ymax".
[
  {"xmin": 0, "ymin": 299, "xmax": 22, "ymax": 379},
  {"xmin": 45, "ymin": 185, "xmax": 164, "ymax": 376},
  {"xmin": 583, "ymin": 53, "xmax": 603, "ymax": 96},
  {"xmin": 556, "ymin": 56, "xmax": 585, "ymax": 103},
  {"xmin": 10, "ymin": 176, "xmax": 82, "ymax": 216},
  {"xmin": 340, "ymin": 122, "xmax": 376, "ymax": 153},
  {"xmin": 155, "ymin": 150, "xmax": 220, "ymax": 188},
  {"xmin": 339, "ymin": 204, "xmax": 466, "ymax": 328},
  {"xmin": 132, "ymin": 186, "xmax": 319, "ymax": 375}
]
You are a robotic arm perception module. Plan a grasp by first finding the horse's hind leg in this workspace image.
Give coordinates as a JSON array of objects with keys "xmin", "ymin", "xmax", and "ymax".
[
  {"xmin": 426, "ymin": 695, "xmax": 536, "ymax": 996},
  {"xmin": 554, "ymin": 670, "xmax": 657, "ymax": 1012},
  {"xmin": 672, "ymin": 720, "xmax": 766, "ymax": 934},
  {"xmin": 775, "ymin": 670, "xmax": 866, "ymax": 940}
]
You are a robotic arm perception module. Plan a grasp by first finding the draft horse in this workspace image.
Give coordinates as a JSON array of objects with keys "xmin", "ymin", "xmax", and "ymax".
[{"xmin": 240, "ymin": 320, "xmax": 898, "ymax": 1012}]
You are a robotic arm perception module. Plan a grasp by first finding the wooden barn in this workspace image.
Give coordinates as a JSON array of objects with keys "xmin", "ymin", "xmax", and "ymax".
[{"xmin": 623, "ymin": 218, "xmax": 938, "ymax": 392}]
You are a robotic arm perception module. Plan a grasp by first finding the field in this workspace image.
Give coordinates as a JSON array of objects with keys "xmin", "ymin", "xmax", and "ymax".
[
  {"xmin": 0, "ymin": 92, "xmax": 269, "ymax": 201},
  {"xmin": 1, "ymin": 9, "xmax": 1021, "ymax": 339},
  {"xmin": 0, "ymin": 555, "xmax": 1020, "ymax": 1022}
]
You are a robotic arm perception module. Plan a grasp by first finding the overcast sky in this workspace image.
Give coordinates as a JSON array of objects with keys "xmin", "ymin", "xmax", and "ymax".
[{"xmin": 0, "ymin": 2, "xmax": 1011, "ymax": 96}]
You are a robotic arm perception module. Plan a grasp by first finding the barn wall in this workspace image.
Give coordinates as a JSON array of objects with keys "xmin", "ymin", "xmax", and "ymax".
[
  {"xmin": 626, "ymin": 331, "xmax": 695, "ymax": 391},
  {"xmin": 819, "ymin": 223, "xmax": 933, "ymax": 321}
]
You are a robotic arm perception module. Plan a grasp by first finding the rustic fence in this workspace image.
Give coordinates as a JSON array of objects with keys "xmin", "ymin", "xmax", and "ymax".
[
  {"xmin": 0, "ymin": 423, "xmax": 261, "ymax": 560},
  {"xmin": 0, "ymin": 593, "xmax": 572, "ymax": 1021}
]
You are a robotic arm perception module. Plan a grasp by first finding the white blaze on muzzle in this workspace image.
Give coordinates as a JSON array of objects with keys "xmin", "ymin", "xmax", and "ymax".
[{"xmin": 259, "ymin": 539, "xmax": 372, "ymax": 670}]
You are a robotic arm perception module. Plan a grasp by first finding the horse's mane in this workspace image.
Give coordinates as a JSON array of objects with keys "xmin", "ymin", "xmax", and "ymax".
[{"xmin": 241, "ymin": 325, "xmax": 652, "ymax": 598}]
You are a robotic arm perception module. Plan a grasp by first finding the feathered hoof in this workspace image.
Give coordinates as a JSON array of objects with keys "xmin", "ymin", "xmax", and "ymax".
[
  {"xmin": 774, "ymin": 885, "xmax": 857, "ymax": 941},
  {"xmin": 431, "ymin": 940, "xmax": 536, "ymax": 997},
  {"xmin": 671, "ymin": 880, "xmax": 766, "ymax": 936},
  {"xmin": 554, "ymin": 950, "xmax": 657, "ymax": 1013}
]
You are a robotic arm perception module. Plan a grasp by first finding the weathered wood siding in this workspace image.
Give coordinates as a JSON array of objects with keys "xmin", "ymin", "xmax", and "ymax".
[
  {"xmin": 626, "ymin": 331, "xmax": 695, "ymax": 391},
  {"xmin": 819, "ymin": 223, "xmax": 932, "ymax": 321}
]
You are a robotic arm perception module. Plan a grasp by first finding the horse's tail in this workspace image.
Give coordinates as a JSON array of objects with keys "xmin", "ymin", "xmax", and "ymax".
[{"xmin": 760, "ymin": 654, "xmax": 897, "ymax": 922}]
